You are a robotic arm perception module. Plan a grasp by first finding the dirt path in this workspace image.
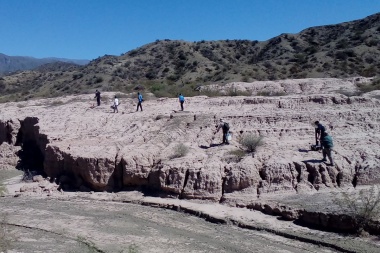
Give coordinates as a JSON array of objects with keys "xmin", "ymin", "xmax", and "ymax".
[{"xmin": 0, "ymin": 197, "xmax": 339, "ymax": 253}]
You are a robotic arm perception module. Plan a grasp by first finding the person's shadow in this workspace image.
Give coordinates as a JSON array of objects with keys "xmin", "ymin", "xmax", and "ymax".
[
  {"xmin": 302, "ymin": 159, "xmax": 323, "ymax": 164},
  {"xmin": 199, "ymin": 143, "xmax": 224, "ymax": 149},
  {"xmin": 298, "ymin": 148, "xmax": 309, "ymax": 153}
]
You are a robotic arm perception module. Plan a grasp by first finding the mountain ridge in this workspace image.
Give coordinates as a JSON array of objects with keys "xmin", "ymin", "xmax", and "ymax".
[
  {"xmin": 0, "ymin": 53, "xmax": 89, "ymax": 74},
  {"xmin": 0, "ymin": 12, "xmax": 379, "ymax": 102}
]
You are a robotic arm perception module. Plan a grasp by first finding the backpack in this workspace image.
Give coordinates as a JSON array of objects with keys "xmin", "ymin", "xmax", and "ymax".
[{"xmin": 222, "ymin": 122, "xmax": 230, "ymax": 131}]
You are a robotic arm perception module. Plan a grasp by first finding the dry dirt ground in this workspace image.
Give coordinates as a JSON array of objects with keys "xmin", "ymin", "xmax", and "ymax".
[
  {"xmin": 1, "ymin": 174, "xmax": 380, "ymax": 253},
  {"xmin": 0, "ymin": 194, "xmax": 338, "ymax": 253}
]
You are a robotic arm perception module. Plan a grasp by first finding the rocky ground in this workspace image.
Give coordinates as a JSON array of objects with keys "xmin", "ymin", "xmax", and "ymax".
[{"xmin": 1, "ymin": 77, "xmax": 380, "ymax": 252}]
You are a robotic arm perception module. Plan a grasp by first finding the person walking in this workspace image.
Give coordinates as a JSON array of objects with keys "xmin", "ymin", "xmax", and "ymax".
[
  {"xmin": 94, "ymin": 90, "xmax": 101, "ymax": 106},
  {"xmin": 179, "ymin": 93, "xmax": 185, "ymax": 111},
  {"xmin": 214, "ymin": 119, "xmax": 230, "ymax": 145},
  {"xmin": 321, "ymin": 131, "xmax": 334, "ymax": 166},
  {"xmin": 137, "ymin": 92, "xmax": 143, "ymax": 111},
  {"xmin": 113, "ymin": 95, "xmax": 119, "ymax": 113}
]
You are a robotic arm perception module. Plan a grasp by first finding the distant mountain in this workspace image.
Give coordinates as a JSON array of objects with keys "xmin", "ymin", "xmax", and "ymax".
[
  {"xmin": 0, "ymin": 53, "xmax": 89, "ymax": 74},
  {"xmin": 1, "ymin": 12, "xmax": 380, "ymax": 102}
]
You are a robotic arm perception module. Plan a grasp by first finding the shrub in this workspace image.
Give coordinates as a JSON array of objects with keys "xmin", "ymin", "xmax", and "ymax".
[
  {"xmin": 72, "ymin": 73, "xmax": 83, "ymax": 80},
  {"xmin": 257, "ymin": 91, "xmax": 285, "ymax": 96},
  {"xmin": 333, "ymin": 185, "xmax": 380, "ymax": 234},
  {"xmin": 95, "ymin": 77, "xmax": 103, "ymax": 83},
  {"xmin": 357, "ymin": 78, "xmax": 380, "ymax": 93},
  {"xmin": 0, "ymin": 183, "xmax": 6, "ymax": 197},
  {"xmin": 239, "ymin": 134, "xmax": 264, "ymax": 153},
  {"xmin": 226, "ymin": 87, "xmax": 251, "ymax": 96},
  {"xmin": 226, "ymin": 149, "xmax": 246, "ymax": 162},
  {"xmin": 170, "ymin": 143, "xmax": 189, "ymax": 159}
]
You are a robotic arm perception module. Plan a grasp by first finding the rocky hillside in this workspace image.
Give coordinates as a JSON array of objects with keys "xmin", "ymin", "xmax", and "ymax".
[{"xmin": 0, "ymin": 12, "xmax": 379, "ymax": 102}]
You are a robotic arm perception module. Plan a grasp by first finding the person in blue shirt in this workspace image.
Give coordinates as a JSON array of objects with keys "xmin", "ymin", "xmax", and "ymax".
[
  {"xmin": 179, "ymin": 93, "xmax": 185, "ymax": 111},
  {"xmin": 137, "ymin": 92, "xmax": 143, "ymax": 111}
]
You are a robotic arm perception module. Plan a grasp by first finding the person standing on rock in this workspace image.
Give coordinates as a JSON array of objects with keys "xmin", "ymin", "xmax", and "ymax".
[
  {"xmin": 179, "ymin": 93, "xmax": 185, "ymax": 111},
  {"xmin": 137, "ymin": 92, "xmax": 143, "ymax": 111},
  {"xmin": 113, "ymin": 95, "xmax": 119, "ymax": 113},
  {"xmin": 314, "ymin": 121, "xmax": 326, "ymax": 142},
  {"xmin": 94, "ymin": 90, "xmax": 101, "ymax": 106},
  {"xmin": 321, "ymin": 131, "xmax": 334, "ymax": 166},
  {"xmin": 214, "ymin": 119, "xmax": 230, "ymax": 145}
]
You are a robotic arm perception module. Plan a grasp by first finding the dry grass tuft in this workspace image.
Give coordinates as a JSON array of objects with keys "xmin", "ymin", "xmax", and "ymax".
[{"xmin": 170, "ymin": 143, "xmax": 189, "ymax": 159}]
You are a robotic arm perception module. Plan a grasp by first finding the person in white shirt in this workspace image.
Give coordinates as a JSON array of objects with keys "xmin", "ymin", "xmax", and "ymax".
[{"xmin": 113, "ymin": 96, "xmax": 119, "ymax": 113}]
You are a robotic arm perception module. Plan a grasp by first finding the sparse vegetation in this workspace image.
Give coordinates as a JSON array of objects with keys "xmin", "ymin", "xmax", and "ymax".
[
  {"xmin": 357, "ymin": 78, "xmax": 380, "ymax": 93},
  {"xmin": 170, "ymin": 143, "xmax": 189, "ymax": 159},
  {"xmin": 0, "ymin": 183, "xmax": 6, "ymax": 197},
  {"xmin": 126, "ymin": 244, "xmax": 139, "ymax": 253},
  {"xmin": 256, "ymin": 91, "xmax": 286, "ymax": 96},
  {"xmin": 226, "ymin": 149, "xmax": 247, "ymax": 162},
  {"xmin": 226, "ymin": 87, "xmax": 251, "ymax": 96},
  {"xmin": 239, "ymin": 134, "xmax": 264, "ymax": 153},
  {"xmin": 336, "ymin": 90, "xmax": 363, "ymax": 97},
  {"xmin": 333, "ymin": 185, "xmax": 380, "ymax": 235},
  {"xmin": 47, "ymin": 100, "xmax": 64, "ymax": 107}
]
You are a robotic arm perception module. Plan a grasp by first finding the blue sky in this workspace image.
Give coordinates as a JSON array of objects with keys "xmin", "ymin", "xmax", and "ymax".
[{"xmin": 1, "ymin": 0, "xmax": 379, "ymax": 60}]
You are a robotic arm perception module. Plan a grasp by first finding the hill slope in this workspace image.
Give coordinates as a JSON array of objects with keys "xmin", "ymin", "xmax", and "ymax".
[
  {"xmin": 0, "ymin": 12, "xmax": 379, "ymax": 101},
  {"xmin": 0, "ymin": 53, "xmax": 89, "ymax": 75}
]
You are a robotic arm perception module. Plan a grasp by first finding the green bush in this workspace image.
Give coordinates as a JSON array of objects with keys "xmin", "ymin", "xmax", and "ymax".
[
  {"xmin": 333, "ymin": 185, "xmax": 380, "ymax": 234},
  {"xmin": 239, "ymin": 134, "xmax": 264, "ymax": 153},
  {"xmin": 170, "ymin": 143, "xmax": 189, "ymax": 159}
]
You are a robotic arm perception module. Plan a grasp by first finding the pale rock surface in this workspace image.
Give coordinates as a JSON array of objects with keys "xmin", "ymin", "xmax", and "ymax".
[{"xmin": 1, "ymin": 78, "xmax": 380, "ymax": 200}]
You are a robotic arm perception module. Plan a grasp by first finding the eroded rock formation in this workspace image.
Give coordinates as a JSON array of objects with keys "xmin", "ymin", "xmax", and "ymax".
[{"xmin": 1, "ymin": 78, "xmax": 380, "ymax": 200}]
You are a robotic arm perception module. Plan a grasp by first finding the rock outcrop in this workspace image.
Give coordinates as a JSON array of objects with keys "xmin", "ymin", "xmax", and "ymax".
[{"xmin": 1, "ymin": 78, "xmax": 380, "ymax": 200}]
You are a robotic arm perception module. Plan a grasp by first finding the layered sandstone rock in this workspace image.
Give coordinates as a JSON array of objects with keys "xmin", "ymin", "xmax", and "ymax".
[{"xmin": 1, "ymin": 78, "xmax": 379, "ymax": 200}]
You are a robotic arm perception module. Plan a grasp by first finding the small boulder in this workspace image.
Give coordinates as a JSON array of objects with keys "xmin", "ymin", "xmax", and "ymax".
[{"xmin": 33, "ymin": 175, "xmax": 44, "ymax": 183}]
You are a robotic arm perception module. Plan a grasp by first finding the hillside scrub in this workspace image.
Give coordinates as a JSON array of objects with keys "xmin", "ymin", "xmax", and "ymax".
[
  {"xmin": 2, "ymin": 12, "xmax": 380, "ymax": 103},
  {"xmin": 357, "ymin": 78, "xmax": 380, "ymax": 93}
]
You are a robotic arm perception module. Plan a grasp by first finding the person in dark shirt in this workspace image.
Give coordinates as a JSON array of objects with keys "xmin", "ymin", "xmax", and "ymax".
[
  {"xmin": 215, "ymin": 119, "xmax": 230, "ymax": 144},
  {"xmin": 94, "ymin": 90, "xmax": 101, "ymax": 106},
  {"xmin": 314, "ymin": 121, "xmax": 326, "ymax": 142}
]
